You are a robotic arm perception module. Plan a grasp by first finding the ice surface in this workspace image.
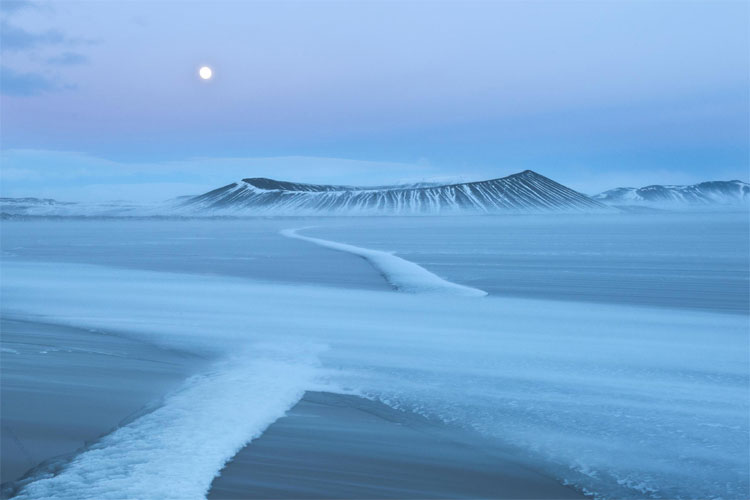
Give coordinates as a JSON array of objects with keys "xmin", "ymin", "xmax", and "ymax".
[
  {"xmin": 0, "ymin": 318, "xmax": 204, "ymax": 484},
  {"xmin": 3, "ymin": 213, "xmax": 746, "ymax": 313},
  {"xmin": 303, "ymin": 213, "xmax": 750, "ymax": 314},
  {"xmin": 9, "ymin": 343, "xmax": 322, "ymax": 500},
  {"xmin": 0, "ymin": 218, "xmax": 391, "ymax": 292},
  {"xmin": 281, "ymin": 228, "xmax": 487, "ymax": 297},
  {"xmin": 2, "ymin": 258, "xmax": 747, "ymax": 500}
]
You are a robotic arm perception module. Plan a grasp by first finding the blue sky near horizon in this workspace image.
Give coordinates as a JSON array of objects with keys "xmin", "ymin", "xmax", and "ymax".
[{"xmin": 1, "ymin": 0, "xmax": 748, "ymax": 201}]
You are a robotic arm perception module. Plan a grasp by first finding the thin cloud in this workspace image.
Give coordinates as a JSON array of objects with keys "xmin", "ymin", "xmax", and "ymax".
[
  {"xmin": 0, "ymin": 21, "xmax": 64, "ymax": 51},
  {"xmin": 0, "ymin": 0, "xmax": 36, "ymax": 15},
  {"xmin": 0, "ymin": 20, "xmax": 97, "ymax": 52},
  {"xmin": 46, "ymin": 51, "xmax": 88, "ymax": 65},
  {"xmin": 0, "ymin": 18, "xmax": 92, "ymax": 95},
  {"xmin": 0, "ymin": 65, "xmax": 56, "ymax": 96}
]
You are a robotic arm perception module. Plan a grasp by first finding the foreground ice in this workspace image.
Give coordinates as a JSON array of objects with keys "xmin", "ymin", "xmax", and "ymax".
[
  {"xmin": 0, "ymin": 318, "xmax": 202, "ymax": 483},
  {"xmin": 2, "ymin": 260, "xmax": 747, "ymax": 500},
  {"xmin": 10, "ymin": 343, "xmax": 322, "ymax": 500}
]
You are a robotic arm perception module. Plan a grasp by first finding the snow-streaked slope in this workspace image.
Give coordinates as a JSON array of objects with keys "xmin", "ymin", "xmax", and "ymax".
[
  {"xmin": 594, "ymin": 180, "xmax": 749, "ymax": 207},
  {"xmin": 181, "ymin": 170, "xmax": 610, "ymax": 215},
  {"xmin": 281, "ymin": 228, "xmax": 487, "ymax": 297}
]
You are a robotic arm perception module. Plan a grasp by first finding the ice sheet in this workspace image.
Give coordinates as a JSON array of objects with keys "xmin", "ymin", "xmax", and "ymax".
[{"xmin": 2, "ymin": 260, "xmax": 747, "ymax": 499}]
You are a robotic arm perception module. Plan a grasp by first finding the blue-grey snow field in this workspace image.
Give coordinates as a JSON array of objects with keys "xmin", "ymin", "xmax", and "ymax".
[{"xmin": 0, "ymin": 208, "xmax": 748, "ymax": 499}]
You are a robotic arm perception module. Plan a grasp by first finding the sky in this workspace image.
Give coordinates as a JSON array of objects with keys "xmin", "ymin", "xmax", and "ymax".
[{"xmin": 1, "ymin": 0, "xmax": 748, "ymax": 201}]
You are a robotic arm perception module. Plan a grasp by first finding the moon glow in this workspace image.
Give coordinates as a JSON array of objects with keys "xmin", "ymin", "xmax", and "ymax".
[{"xmin": 199, "ymin": 66, "xmax": 213, "ymax": 80}]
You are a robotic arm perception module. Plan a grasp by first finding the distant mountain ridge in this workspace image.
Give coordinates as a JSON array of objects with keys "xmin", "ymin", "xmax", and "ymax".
[
  {"xmin": 180, "ymin": 170, "xmax": 610, "ymax": 214},
  {"xmin": 594, "ymin": 180, "xmax": 749, "ymax": 206},
  {"xmin": 233, "ymin": 178, "xmax": 443, "ymax": 192},
  {"xmin": 0, "ymin": 197, "xmax": 75, "ymax": 216},
  {"xmin": 5, "ymin": 175, "xmax": 746, "ymax": 216},
  {"xmin": 0, "ymin": 197, "xmax": 144, "ymax": 217}
]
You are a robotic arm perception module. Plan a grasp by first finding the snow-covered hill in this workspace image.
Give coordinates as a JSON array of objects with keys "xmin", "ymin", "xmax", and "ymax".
[
  {"xmin": 594, "ymin": 180, "xmax": 749, "ymax": 207},
  {"xmin": 180, "ymin": 170, "xmax": 610, "ymax": 215}
]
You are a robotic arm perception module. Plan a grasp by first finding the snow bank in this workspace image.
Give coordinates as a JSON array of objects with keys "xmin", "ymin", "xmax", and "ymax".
[{"xmin": 281, "ymin": 228, "xmax": 487, "ymax": 297}]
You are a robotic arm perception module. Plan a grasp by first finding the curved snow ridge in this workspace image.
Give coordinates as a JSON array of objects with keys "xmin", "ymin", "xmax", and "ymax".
[
  {"xmin": 12, "ymin": 344, "xmax": 323, "ymax": 500},
  {"xmin": 281, "ymin": 228, "xmax": 487, "ymax": 297}
]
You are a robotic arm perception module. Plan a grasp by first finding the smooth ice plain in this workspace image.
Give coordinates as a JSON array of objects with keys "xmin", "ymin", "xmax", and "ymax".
[{"xmin": 1, "ymin": 212, "xmax": 748, "ymax": 500}]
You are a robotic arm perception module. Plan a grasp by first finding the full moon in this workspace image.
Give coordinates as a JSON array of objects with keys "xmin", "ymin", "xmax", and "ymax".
[{"xmin": 199, "ymin": 66, "xmax": 213, "ymax": 80}]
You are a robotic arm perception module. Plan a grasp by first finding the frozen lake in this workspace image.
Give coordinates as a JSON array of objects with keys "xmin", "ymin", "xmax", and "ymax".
[
  {"xmin": 1, "ymin": 212, "xmax": 748, "ymax": 499},
  {"xmin": 2, "ymin": 212, "xmax": 748, "ymax": 313},
  {"xmin": 307, "ymin": 212, "xmax": 750, "ymax": 314}
]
